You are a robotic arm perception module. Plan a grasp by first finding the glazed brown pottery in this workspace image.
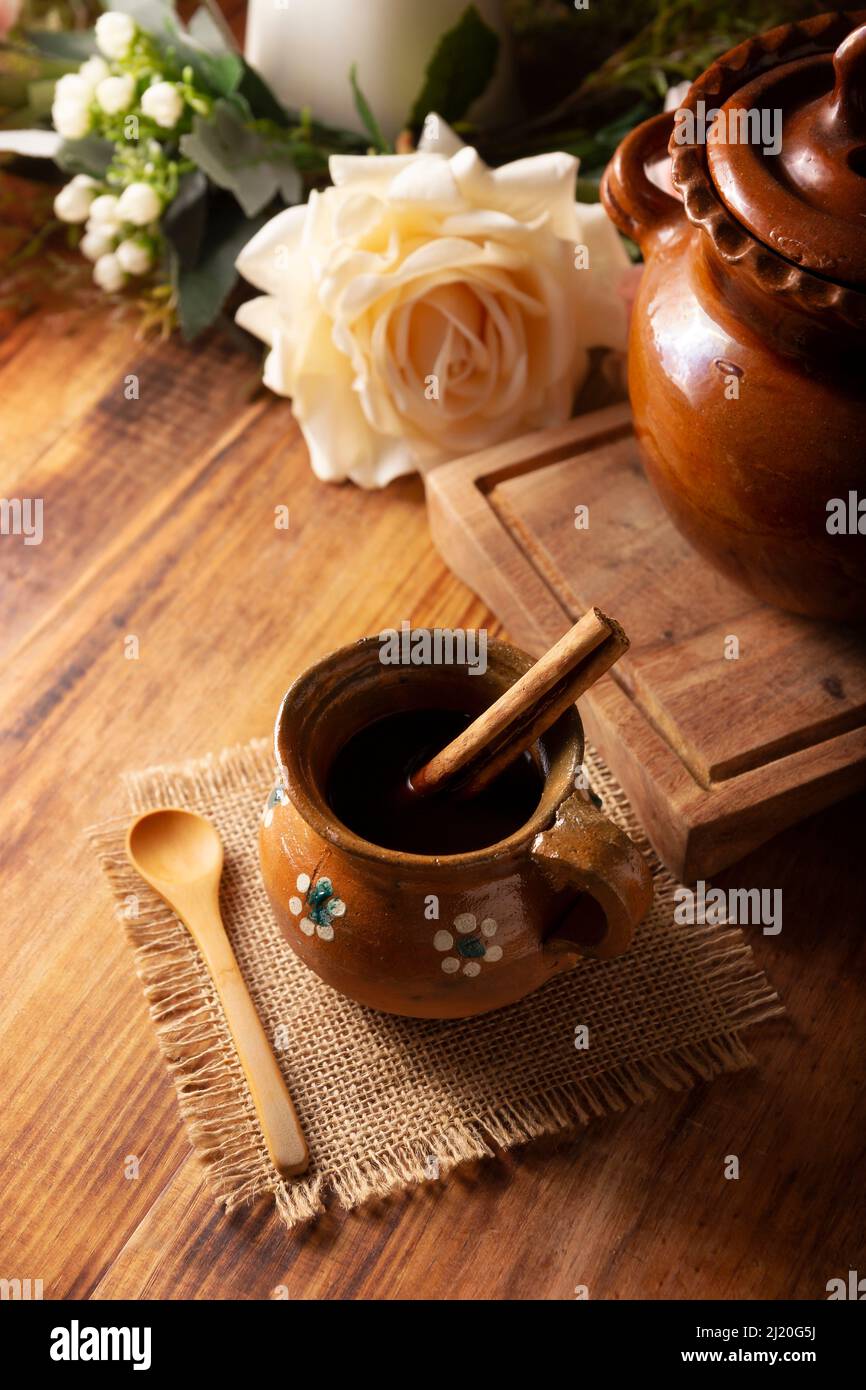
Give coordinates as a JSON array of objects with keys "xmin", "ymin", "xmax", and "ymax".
[
  {"xmin": 601, "ymin": 11, "xmax": 866, "ymax": 621},
  {"xmin": 259, "ymin": 636, "xmax": 653, "ymax": 1019}
]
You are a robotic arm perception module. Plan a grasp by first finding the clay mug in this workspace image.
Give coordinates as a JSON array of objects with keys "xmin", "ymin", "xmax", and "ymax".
[{"xmin": 259, "ymin": 635, "xmax": 653, "ymax": 1019}]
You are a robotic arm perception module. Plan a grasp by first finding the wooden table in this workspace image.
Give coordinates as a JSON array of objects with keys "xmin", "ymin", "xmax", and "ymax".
[{"xmin": 2, "ymin": 170, "xmax": 864, "ymax": 1306}]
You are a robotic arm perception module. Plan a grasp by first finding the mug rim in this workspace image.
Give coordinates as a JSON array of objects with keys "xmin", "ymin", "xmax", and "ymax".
[{"xmin": 273, "ymin": 633, "xmax": 585, "ymax": 871}]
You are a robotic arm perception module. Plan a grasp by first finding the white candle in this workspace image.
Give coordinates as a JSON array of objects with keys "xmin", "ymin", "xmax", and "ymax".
[{"xmin": 244, "ymin": 0, "xmax": 514, "ymax": 139}]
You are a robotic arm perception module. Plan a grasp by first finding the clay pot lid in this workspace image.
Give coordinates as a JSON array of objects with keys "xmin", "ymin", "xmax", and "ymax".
[{"xmin": 705, "ymin": 23, "xmax": 866, "ymax": 288}]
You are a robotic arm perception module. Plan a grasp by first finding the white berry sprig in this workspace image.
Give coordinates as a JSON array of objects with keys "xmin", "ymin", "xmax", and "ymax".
[{"xmin": 49, "ymin": 12, "xmax": 210, "ymax": 297}]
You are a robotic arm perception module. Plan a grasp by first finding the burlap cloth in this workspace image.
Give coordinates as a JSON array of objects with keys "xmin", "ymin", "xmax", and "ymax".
[{"xmin": 88, "ymin": 739, "xmax": 782, "ymax": 1229}]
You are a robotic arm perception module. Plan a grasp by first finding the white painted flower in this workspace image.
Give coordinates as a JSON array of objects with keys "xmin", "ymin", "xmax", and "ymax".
[
  {"xmin": 117, "ymin": 181, "xmax": 162, "ymax": 227},
  {"xmin": 141, "ymin": 81, "xmax": 184, "ymax": 129},
  {"xmin": 80, "ymin": 227, "xmax": 116, "ymax": 262},
  {"xmin": 261, "ymin": 783, "xmax": 289, "ymax": 828},
  {"xmin": 434, "ymin": 913, "xmax": 502, "ymax": 977},
  {"xmin": 93, "ymin": 252, "xmax": 125, "ymax": 293},
  {"xmin": 95, "ymin": 11, "xmax": 136, "ymax": 61},
  {"xmin": 235, "ymin": 115, "xmax": 629, "ymax": 488},
  {"xmin": 78, "ymin": 56, "xmax": 111, "ymax": 92},
  {"xmin": 96, "ymin": 73, "xmax": 136, "ymax": 116},
  {"xmin": 289, "ymin": 872, "xmax": 344, "ymax": 941},
  {"xmin": 116, "ymin": 237, "xmax": 153, "ymax": 275},
  {"xmin": 53, "ymin": 174, "xmax": 98, "ymax": 224}
]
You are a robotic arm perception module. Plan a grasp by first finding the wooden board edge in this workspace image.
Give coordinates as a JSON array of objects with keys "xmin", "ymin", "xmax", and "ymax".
[
  {"xmin": 427, "ymin": 402, "xmax": 633, "ymax": 493},
  {"xmin": 425, "ymin": 463, "xmax": 573, "ymax": 652},
  {"xmin": 584, "ymin": 683, "xmax": 866, "ymax": 880},
  {"xmin": 426, "ymin": 427, "xmax": 866, "ymax": 881}
]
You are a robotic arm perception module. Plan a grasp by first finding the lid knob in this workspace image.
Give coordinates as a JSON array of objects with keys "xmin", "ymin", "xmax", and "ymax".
[
  {"xmin": 704, "ymin": 17, "xmax": 866, "ymax": 288},
  {"xmin": 827, "ymin": 23, "xmax": 866, "ymax": 145}
]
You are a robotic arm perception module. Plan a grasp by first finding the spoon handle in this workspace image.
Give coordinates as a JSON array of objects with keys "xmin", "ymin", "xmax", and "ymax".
[{"xmin": 179, "ymin": 892, "xmax": 310, "ymax": 1178}]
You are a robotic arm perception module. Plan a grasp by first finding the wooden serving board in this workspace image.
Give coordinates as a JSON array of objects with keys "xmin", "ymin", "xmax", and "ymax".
[{"xmin": 426, "ymin": 403, "xmax": 866, "ymax": 880}]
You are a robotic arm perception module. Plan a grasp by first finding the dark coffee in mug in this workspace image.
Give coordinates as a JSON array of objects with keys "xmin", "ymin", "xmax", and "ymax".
[{"xmin": 326, "ymin": 709, "xmax": 544, "ymax": 855}]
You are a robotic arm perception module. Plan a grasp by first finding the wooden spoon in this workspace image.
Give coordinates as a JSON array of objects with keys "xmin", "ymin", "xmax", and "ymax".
[
  {"xmin": 126, "ymin": 808, "xmax": 309, "ymax": 1178},
  {"xmin": 411, "ymin": 607, "xmax": 629, "ymax": 800}
]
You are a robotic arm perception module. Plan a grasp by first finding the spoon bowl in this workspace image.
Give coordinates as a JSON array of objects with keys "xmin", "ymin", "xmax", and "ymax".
[{"xmin": 128, "ymin": 808, "xmax": 223, "ymax": 887}]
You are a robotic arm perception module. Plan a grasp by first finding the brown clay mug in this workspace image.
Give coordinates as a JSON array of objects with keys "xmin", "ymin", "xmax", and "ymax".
[{"xmin": 259, "ymin": 635, "xmax": 653, "ymax": 1019}]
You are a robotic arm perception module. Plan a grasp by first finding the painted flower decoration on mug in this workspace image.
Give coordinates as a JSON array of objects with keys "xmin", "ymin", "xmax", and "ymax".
[
  {"xmin": 235, "ymin": 115, "xmax": 629, "ymax": 488},
  {"xmin": 289, "ymin": 874, "xmax": 346, "ymax": 941},
  {"xmin": 434, "ymin": 913, "xmax": 502, "ymax": 977},
  {"xmin": 262, "ymin": 783, "xmax": 289, "ymax": 827}
]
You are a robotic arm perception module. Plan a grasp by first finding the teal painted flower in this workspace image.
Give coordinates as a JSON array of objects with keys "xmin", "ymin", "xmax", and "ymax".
[
  {"xmin": 288, "ymin": 872, "xmax": 345, "ymax": 941},
  {"xmin": 433, "ymin": 913, "xmax": 502, "ymax": 977}
]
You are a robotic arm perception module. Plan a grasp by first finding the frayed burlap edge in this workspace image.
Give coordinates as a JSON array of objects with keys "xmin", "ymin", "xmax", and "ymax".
[{"xmin": 87, "ymin": 738, "xmax": 783, "ymax": 1229}]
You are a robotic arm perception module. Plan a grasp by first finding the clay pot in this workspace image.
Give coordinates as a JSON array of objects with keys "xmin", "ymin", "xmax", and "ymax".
[
  {"xmin": 602, "ymin": 11, "xmax": 866, "ymax": 621},
  {"xmin": 259, "ymin": 636, "xmax": 653, "ymax": 1019}
]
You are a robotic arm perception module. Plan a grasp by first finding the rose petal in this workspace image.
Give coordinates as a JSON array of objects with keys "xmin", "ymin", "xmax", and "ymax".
[
  {"xmin": 417, "ymin": 113, "xmax": 466, "ymax": 157},
  {"xmin": 234, "ymin": 295, "xmax": 282, "ymax": 348},
  {"xmin": 387, "ymin": 155, "xmax": 464, "ymax": 210},
  {"xmin": 329, "ymin": 153, "xmax": 419, "ymax": 190},
  {"xmin": 451, "ymin": 146, "xmax": 581, "ymax": 240},
  {"xmin": 235, "ymin": 202, "xmax": 309, "ymax": 295}
]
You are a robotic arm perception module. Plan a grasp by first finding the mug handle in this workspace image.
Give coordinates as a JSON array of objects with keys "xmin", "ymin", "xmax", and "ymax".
[
  {"xmin": 600, "ymin": 110, "xmax": 683, "ymax": 250},
  {"xmin": 531, "ymin": 793, "xmax": 654, "ymax": 961}
]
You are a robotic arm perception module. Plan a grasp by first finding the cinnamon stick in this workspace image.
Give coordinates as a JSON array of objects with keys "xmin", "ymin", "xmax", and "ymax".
[{"xmin": 411, "ymin": 607, "xmax": 629, "ymax": 799}]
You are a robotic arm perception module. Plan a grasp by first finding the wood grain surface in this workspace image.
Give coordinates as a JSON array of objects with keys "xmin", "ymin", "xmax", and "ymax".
[
  {"xmin": 1, "ymin": 4, "xmax": 864, "ymax": 1296},
  {"xmin": 2, "ymin": 292, "xmax": 864, "ymax": 1303}
]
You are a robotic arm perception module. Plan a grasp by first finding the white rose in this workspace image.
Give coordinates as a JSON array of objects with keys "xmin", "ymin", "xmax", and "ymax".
[
  {"xmin": 116, "ymin": 237, "xmax": 153, "ymax": 275},
  {"xmin": 96, "ymin": 73, "xmax": 135, "ymax": 115},
  {"xmin": 80, "ymin": 227, "xmax": 116, "ymax": 262},
  {"xmin": 117, "ymin": 182, "xmax": 162, "ymax": 226},
  {"xmin": 93, "ymin": 252, "xmax": 125, "ymax": 293},
  {"xmin": 95, "ymin": 11, "xmax": 136, "ymax": 61},
  {"xmin": 235, "ymin": 116, "xmax": 629, "ymax": 488},
  {"xmin": 141, "ymin": 81, "xmax": 184, "ymax": 129},
  {"xmin": 78, "ymin": 56, "xmax": 110, "ymax": 91},
  {"xmin": 54, "ymin": 174, "xmax": 98, "ymax": 223}
]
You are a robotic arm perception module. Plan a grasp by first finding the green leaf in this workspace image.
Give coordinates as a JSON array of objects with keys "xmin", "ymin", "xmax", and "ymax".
[
  {"xmin": 170, "ymin": 198, "xmax": 270, "ymax": 340},
  {"xmin": 103, "ymin": 0, "xmax": 177, "ymax": 29},
  {"xmin": 349, "ymin": 64, "xmax": 389, "ymax": 153},
  {"xmin": 408, "ymin": 5, "xmax": 500, "ymax": 130},
  {"xmin": 26, "ymin": 79, "xmax": 57, "ymax": 121},
  {"xmin": 106, "ymin": 0, "xmax": 241, "ymax": 98},
  {"xmin": 237, "ymin": 60, "xmax": 291, "ymax": 126},
  {"xmin": 0, "ymin": 75, "xmax": 31, "ymax": 110},
  {"xmin": 22, "ymin": 29, "xmax": 98, "ymax": 61},
  {"xmin": 193, "ymin": 49, "xmax": 244, "ymax": 99},
  {"xmin": 180, "ymin": 100, "xmax": 300, "ymax": 217},
  {"xmin": 55, "ymin": 136, "xmax": 115, "ymax": 179},
  {"xmin": 176, "ymin": 12, "xmax": 245, "ymax": 98},
  {"xmin": 161, "ymin": 168, "xmax": 209, "ymax": 269},
  {"xmin": 187, "ymin": 6, "xmax": 235, "ymax": 54}
]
